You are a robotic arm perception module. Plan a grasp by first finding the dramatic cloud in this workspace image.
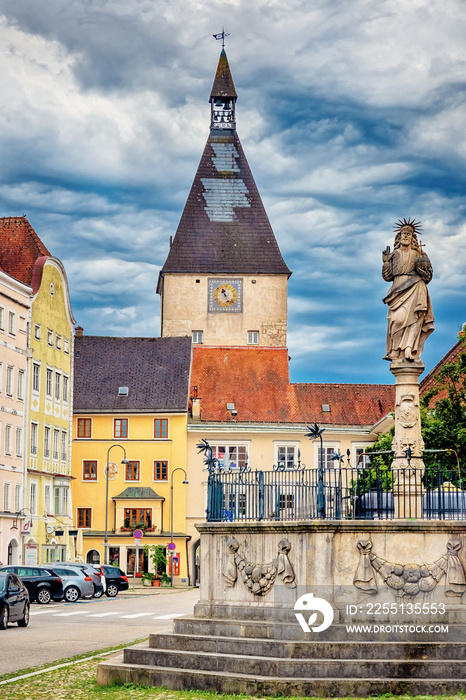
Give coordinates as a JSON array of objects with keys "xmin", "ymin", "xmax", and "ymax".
[{"xmin": 0, "ymin": 0, "xmax": 465, "ymax": 383}]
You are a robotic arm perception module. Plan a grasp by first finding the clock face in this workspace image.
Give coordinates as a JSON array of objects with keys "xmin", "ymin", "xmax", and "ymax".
[{"xmin": 208, "ymin": 278, "xmax": 243, "ymax": 313}]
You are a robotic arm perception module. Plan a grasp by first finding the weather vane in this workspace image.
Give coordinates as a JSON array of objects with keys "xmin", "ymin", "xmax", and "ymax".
[{"xmin": 213, "ymin": 28, "xmax": 229, "ymax": 48}]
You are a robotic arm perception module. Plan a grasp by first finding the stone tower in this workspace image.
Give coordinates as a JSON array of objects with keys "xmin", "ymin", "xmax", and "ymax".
[{"xmin": 157, "ymin": 49, "xmax": 291, "ymax": 347}]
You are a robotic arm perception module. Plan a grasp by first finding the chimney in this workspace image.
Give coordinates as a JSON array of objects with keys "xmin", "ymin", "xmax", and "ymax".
[
  {"xmin": 191, "ymin": 397, "xmax": 201, "ymax": 420},
  {"xmin": 75, "ymin": 326, "xmax": 84, "ymax": 338}
]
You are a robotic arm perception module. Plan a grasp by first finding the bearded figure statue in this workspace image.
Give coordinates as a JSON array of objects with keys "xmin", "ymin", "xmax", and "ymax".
[{"xmin": 382, "ymin": 218, "xmax": 434, "ymax": 362}]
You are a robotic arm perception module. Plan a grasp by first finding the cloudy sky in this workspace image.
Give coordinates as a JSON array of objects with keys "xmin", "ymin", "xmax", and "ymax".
[{"xmin": 0, "ymin": 0, "xmax": 465, "ymax": 384}]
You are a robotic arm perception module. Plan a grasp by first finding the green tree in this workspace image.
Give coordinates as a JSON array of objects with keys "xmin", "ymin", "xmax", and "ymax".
[{"xmin": 368, "ymin": 328, "xmax": 466, "ymax": 481}]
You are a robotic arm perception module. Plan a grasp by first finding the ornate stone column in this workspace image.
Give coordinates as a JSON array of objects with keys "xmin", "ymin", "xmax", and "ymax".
[{"xmin": 390, "ymin": 361, "xmax": 425, "ymax": 518}]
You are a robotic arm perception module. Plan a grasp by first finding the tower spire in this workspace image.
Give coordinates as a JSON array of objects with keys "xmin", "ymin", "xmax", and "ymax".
[{"xmin": 210, "ymin": 42, "xmax": 237, "ymax": 130}]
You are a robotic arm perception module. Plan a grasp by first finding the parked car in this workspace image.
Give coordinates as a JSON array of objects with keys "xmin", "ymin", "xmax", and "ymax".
[
  {"xmin": 93, "ymin": 565, "xmax": 129, "ymax": 597},
  {"xmin": 0, "ymin": 566, "xmax": 63, "ymax": 604},
  {"xmin": 0, "ymin": 572, "xmax": 30, "ymax": 629},
  {"xmin": 46, "ymin": 565, "xmax": 94, "ymax": 602},
  {"xmin": 59, "ymin": 564, "xmax": 104, "ymax": 598}
]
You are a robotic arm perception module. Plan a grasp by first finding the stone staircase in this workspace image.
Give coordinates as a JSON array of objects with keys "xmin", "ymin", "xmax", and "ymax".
[{"xmin": 98, "ymin": 615, "xmax": 466, "ymax": 696}]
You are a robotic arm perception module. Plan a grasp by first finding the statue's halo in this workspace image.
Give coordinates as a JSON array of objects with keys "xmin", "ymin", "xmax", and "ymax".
[{"xmin": 393, "ymin": 217, "xmax": 422, "ymax": 234}]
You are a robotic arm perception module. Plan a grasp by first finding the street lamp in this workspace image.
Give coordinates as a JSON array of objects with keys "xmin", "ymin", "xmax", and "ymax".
[
  {"xmin": 170, "ymin": 467, "xmax": 188, "ymax": 587},
  {"xmin": 104, "ymin": 445, "xmax": 129, "ymax": 565},
  {"xmin": 306, "ymin": 423, "xmax": 326, "ymax": 518}
]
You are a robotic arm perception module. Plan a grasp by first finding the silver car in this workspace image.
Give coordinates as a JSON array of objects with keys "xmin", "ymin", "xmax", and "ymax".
[
  {"xmin": 50, "ymin": 566, "xmax": 94, "ymax": 602},
  {"xmin": 57, "ymin": 564, "xmax": 104, "ymax": 598}
]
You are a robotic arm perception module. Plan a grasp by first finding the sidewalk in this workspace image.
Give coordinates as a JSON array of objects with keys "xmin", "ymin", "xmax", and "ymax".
[{"xmin": 120, "ymin": 583, "xmax": 196, "ymax": 595}]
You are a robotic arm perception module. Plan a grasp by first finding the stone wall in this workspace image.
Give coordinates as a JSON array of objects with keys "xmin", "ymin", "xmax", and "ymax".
[{"xmin": 195, "ymin": 520, "xmax": 466, "ymax": 621}]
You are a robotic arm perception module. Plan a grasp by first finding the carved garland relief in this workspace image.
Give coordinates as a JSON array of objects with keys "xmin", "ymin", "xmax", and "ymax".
[
  {"xmin": 223, "ymin": 537, "xmax": 296, "ymax": 596},
  {"xmin": 354, "ymin": 539, "xmax": 466, "ymax": 598}
]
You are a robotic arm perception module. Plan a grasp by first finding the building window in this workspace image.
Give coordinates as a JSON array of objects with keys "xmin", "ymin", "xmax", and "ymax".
[
  {"xmin": 64, "ymin": 338, "xmax": 69, "ymax": 354},
  {"xmin": 44, "ymin": 426, "xmax": 51, "ymax": 458},
  {"xmin": 32, "ymin": 363, "xmax": 40, "ymax": 393},
  {"xmin": 15, "ymin": 427, "xmax": 22, "ymax": 457},
  {"xmin": 83, "ymin": 460, "xmax": 97, "ymax": 481},
  {"xmin": 3, "ymin": 482, "xmax": 10, "ymax": 511},
  {"xmin": 17, "ymin": 370, "xmax": 24, "ymax": 400},
  {"xmin": 62, "ymin": 375, "xmax": 69, "ymax": 403},
  {"xmin": 47, "ymin": 329, "xmax": 53, "ymax": 346},
  {"xmin": 154, "ymin": 460, "xmax": 168, "ymax": 481},
  {"xmin": 318, "ymin": 446, "xmax": 338, "ymax": 469},
  {"xmin": 0, "ymin": 307, "xmax": 4, "ymax": 331},
  {"xmin": 124, "ymin": 508, "xmax": 151, "ymax": 528},
  {"xmin": 125, "ymin": 461, "xmax": 140, "ymax": 481},
  {"xmin": 275, "ymin": 444, "xmax": 299, "ymax": 470},
  {"xmin": 30, "ymin": 422, "xmax": 38, "ymax": 455},
  {"xmin": 77, "ymin": 508, "xmax": 92, "ymax": 528},
  {"xmin": 55, "ymin": 372, "xmax": 61, "ymax": 401},
  {"xmin": 30, "ymin": 483, "xmax": 37, "ymax": 514},
  {"xmin": 50, "ymin": 283, "xmax": 54, "ymax": 296},
  {"xmin": 61, "ymin": 431, "xmax": 67, "ymax": 461},
  {"xmin": 192, "ymin": 330, "xmax": 203, "ymax": 344},
  {"xmin": 114, "ymin": 418, "xmax": 128, "ymax": 439},
  {"xmin": 247, "ymin": 330, "xmax": 259, "ymax": 345},
  {"xmin": 44, "ymin": 484, "xmax": 51, "ymax": 514},
  {"xmin": 56, "ymin": 334, "xmax": 62, "ymax": 350},
  {"xmin": 77, "ymin": 418, "xmax": 92, "ymax": 438},
  {"xmin": 43, "ymin": 545, "xmax": 66, "ymax": 563},
  {"xmin": 53, "ymin": 429, "xmax": 59, "ymax": 461},
  {"xmin": 211, "ymin": 444, "xmax": 248, "ymax": 470},
  {"xmin": 0, "ymin": 362, "xmax": 3, "ymax": 393},
  {"xmin": 54, "ymin": 485, "xmax": 69, "ymax": 515},
  {"xmin": 353, "ymin": 445, "xmax": 372, "ymax": 468},
  {"xmin": 6, "ymin": 366, "xmax": 13, "ymax": 396},
  {"xmin": 46, "ymin": 368, "xmax": 53, "ymax": 397},
  {"xmin": 279, "ymin": 493, "xmax": 295, "ymax": 512},
  {"xmin": 14, "ymin": 484, "xmax": 21, "ymax": 512},
  {"xmin": 34, "ymin": 323, "xmax": 41, "ymax": 340},
  {"xmin": 8, "ymin": 311, "xmax": 15, "ymax": 336},
  {"xmin": 154, "ymin": 418, "xmax": 168, "ymax": 439},
  {"xmin": 4, "ymin": 425, "xmax": 11, "ymax": 455}
]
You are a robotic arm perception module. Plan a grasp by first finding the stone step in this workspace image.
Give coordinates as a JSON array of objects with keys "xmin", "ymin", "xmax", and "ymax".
[
  {"xmin": 148, "ymin": 632, "xmax": 466, "ymax": 660},
  {"xmin": 97, "ymin": 658, "xmax": 466, "ymax": 697},
  {"xmin": 124, "ymin": 645, "xmax": 466, "ymax": 679},
  {"xmin": 174, "ymin": 615, "xmax": 463, "ymax": 641}
]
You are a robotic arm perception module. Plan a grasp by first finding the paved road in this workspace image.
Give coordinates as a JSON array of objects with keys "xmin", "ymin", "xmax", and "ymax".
[{"xmin": 0, "ymin": 588, "xmax": 199, "ymax": 676}]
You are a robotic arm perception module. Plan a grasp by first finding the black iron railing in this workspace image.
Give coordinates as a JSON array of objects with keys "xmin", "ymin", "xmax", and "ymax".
[{"xmin": 206, "ymin": 465, "xmax": 466, "ymax": 522}]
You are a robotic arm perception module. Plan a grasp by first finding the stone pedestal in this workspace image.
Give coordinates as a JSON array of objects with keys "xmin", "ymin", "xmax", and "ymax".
[{"xmin": 390, "ymin": 361, "xmax": 425, "ymax": 518}]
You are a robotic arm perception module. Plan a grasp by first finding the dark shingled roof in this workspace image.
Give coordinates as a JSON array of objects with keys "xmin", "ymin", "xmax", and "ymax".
[
  {"xmin": 114, "ymin": 487, "xmax": 164, "ymax": 500},
  {"xmin": 160, "ymin": 129, "xmax": 290, "ymax": 276},
  {"xmin": 0, "ymin": 216, "xmax": 51, "ymax": 285},
  {"xmin": 74, "ymin": 336, "xmax": 192, "ymax": 413},
  {"xmin": 210, "ymin": 49, "xmax": 237, "ymax": 99}
]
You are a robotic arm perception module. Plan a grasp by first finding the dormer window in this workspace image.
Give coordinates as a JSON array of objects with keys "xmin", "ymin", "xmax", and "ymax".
[{"xmin": 118, "ymin": 387, "xmax": 128, "ymax": 396}]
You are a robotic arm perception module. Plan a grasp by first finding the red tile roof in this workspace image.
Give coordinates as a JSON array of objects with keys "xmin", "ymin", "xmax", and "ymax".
[
  {"xmin": 191, "ymin": 346, "xmax": 395, "ymax": 426},
  {"xmin": 0, "ymin": 217, "xmax": 50, "ymax": 286},
  {"xmin": 420, "ymin": 341, "xmax": 464, "ymax": 405}
]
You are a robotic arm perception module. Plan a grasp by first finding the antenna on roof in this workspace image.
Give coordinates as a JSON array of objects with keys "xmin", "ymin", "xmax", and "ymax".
[{"xmin": 212, "ymin": 28, "xmax": 229, "ymax": 49}]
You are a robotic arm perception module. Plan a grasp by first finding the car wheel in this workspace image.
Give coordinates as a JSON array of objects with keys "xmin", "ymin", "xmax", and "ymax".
[
  {"xmin": 0, "ymin": 606, "xmax": 9, "ymax": 630},
  {"xmin": 64, "ymin": 586, "xmax": 80, "ymax": 603},
  {"xmin": 93, "ymin": 587, "xmax": 103, "ymax": 599},
  {"xmin": 18, "ymin": 603, "xmax": 30, "ymax": 627},
  {"xmin": 36, "ymin": 588, "xmax": 52, "ymax": 605},
  {"xmin": 105, "ymin": 583, "xmax": 119, "ymax": 597}
]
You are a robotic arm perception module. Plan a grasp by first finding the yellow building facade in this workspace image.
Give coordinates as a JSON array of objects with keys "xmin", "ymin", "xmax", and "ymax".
[
  {"xmin": 26, "ymin": 257, "xmax": 75, "ymax": 564},
  {"xmin": 71, "ymin": 334, "xmax": 192, "ymax": 583}
]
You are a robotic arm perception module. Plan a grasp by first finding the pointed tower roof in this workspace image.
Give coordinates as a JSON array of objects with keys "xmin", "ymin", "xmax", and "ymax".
[
  {"xmin": 210, "ymin": 49, "xmax": 237, "ymax": 99},
  {"xmin": 160, "ymin": 51, "xmax": 290, "ymax": 277}
]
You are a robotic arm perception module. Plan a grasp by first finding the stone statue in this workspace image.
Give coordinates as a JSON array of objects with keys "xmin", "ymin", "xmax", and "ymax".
[{"xmin": 382, "ymin": 218, "xmax": 434, "ymax": 362}]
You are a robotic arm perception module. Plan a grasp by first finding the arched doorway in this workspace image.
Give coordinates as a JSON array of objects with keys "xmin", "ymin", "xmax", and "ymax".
[
  {"xmin": 191, "ymin": 538, "xmax": 200, "ymax": 587},
  {"xmin": 86, "ymin": 549, "xmax": 101, "ymax": 565},
  {"xmin": 7, "ymin": 538, "xmax": 19, "ymax": 564}
]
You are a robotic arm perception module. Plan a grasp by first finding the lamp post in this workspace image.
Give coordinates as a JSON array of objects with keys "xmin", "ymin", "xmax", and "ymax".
[
  {"xmin": 170, "ymin": 467, "xmax": 188, "ymax": 587},
  {"xmin": 104, "ymin": 445, "xmax": 129, "ymax": 565}
]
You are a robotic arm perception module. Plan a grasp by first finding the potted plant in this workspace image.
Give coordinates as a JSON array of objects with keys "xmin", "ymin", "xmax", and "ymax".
[
  {"xmin": 142, "ymin": 572, "xmax": 154, "ymax": 587},
  {"xmin": 161, "ymin": 572, "xmax": 171, "ymax": 587},
  {"xmin": 144, "ymin": 544, "xmax": 167, "ymax": 586}
]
